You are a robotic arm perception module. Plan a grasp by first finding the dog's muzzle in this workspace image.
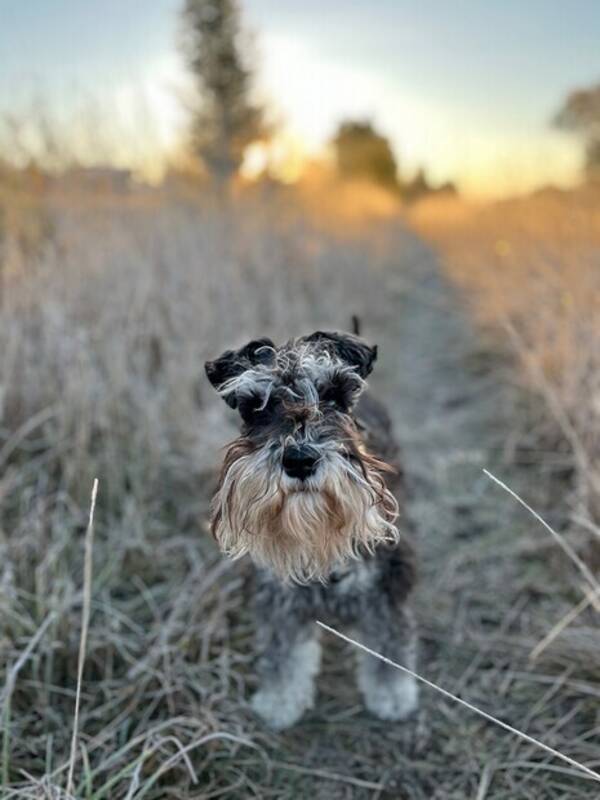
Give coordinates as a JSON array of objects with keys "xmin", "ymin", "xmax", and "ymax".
[{"xmin": 281, "ymin": 443, "xmax": 320, "ymax": 480}]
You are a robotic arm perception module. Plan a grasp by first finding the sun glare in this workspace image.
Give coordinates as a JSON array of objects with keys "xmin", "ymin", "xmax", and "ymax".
[{"xmin": 241, "ymin": 135, "xmax": 308, "ymax": 183}]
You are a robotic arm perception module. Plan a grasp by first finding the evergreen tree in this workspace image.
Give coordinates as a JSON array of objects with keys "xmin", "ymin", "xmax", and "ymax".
[{"xmin": 182, "ymin": 0, "xmax": 266, "ymax": 186}]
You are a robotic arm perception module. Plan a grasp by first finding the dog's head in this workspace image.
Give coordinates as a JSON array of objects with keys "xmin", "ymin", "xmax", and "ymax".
[{"xmin": 205, "ymin": 331, "xmax": 399, "ymax": 583}]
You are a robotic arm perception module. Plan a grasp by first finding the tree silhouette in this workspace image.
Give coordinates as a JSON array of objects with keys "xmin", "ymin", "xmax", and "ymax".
[
  {"xmin": 181, "ymin": 0, "xmax": 266, "ymax": 188},
  {"xmin": 553, "ymin": 82, "xmax": 600, "ymax": 180},
  {"xmin": 331, "ymin": 121, "xmax": 399, "ymax": 191}
]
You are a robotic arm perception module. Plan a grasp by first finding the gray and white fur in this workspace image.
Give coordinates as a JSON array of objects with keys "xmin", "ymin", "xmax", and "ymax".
[{"xmin": 205, "ymin": 330, "xmax": 418, "ymax": 729}]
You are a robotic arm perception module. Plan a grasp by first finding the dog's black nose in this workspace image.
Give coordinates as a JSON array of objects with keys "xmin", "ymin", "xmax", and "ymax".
[{"xmin": 282, "ymin": 444, "xmax": 320, "ymax": 480}]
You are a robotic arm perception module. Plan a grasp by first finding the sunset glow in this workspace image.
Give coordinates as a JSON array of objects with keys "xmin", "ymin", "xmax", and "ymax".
[{"xmin": 2, "ymin": 0, "xmax": 599, "ymax": 196}]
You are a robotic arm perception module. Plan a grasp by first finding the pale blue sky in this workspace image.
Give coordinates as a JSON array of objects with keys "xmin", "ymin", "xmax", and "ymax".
[{"xmin": 2, "ymin": 0, "xmax": 600, "ymax": 194}]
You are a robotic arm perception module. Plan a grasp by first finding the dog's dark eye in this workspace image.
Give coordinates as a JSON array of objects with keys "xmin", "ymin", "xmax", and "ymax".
[
  {"xmin": 319, "ymin": 377, "xmax": 360, "ymax": 412},
  {"xmin": 319, "ymin": 386, "xmax": 345, "ymax": 408},
  {"xmin": 238, "ymin": 393, "xmax": 277, "ymax": 425},
  {"xmin": 238, "ymin": 392, "xmax": 263, "ymax": 420}
]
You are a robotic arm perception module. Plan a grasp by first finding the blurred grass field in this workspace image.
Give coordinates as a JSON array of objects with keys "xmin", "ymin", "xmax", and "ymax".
[
  {"xmin": 411, "ymin": 187, "xmax": 600, "ymax": 541},
  {"xmin": 1, "ymin": 173, "xmax": 599, "ymax": 798},
  {"xmin": 0, "ymin": 176, "xmax": 406, "ymax": 798}
]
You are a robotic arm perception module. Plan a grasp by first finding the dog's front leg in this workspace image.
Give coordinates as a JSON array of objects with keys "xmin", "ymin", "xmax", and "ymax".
[
  {"xmin": 355, "ymin": 604, "xmax": 419, "ymax": 721},
  {"xmin": 250, "ymin": 582, "xmax": 321, "ymax": 730}
]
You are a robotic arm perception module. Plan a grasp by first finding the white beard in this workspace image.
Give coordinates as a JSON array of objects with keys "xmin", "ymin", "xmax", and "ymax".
[{"xmin": 211, "ymin": 447, "xmax": 400, "ymax": 583}]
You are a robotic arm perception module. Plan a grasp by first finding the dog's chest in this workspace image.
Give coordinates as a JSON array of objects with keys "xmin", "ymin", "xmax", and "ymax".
[
  {"xmin": 303, "ymin": 558, "xmax": 379, "ymax": 622},
  {"xmin": 256, "ymin": 556, "xmax": 382, "ymax": 625},
  {"xmin": 328, "ymin": 559, "xmax": 374, "ymax": 593}
]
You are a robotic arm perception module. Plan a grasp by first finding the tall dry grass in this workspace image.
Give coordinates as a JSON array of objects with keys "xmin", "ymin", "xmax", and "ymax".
[
  {"xmin": 0, "ymin": 180, "xmax": 401, "ymax": 797},
  {"xmin": 2, "ymin": 173, "xmax": 599, "ymax": 798},
  {"xmin": 412, "ymin": 187, "xmax": 600, "ymax": 548}
]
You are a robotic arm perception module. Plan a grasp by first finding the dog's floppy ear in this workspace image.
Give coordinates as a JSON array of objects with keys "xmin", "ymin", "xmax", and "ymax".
[
  {"xmin": 302, "ymin": 331, "xmax": 377, "ymax": 378},
  {"xmin": 205, "ymin": 337, "xmax": 275, "ymax": 408}
]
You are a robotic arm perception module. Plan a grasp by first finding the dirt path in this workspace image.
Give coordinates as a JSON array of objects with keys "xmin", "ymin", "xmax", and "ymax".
[
  {"xmin": 377, "ymin": 227, "xmax": 524, "ymax": 573},
  {"xmin": 265, "ymin": 228, "xmax": 597, "ymax": 800}
]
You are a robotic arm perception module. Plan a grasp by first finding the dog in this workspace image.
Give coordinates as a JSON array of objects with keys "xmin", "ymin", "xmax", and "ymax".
[{"xmin": 205, "ymin": 329, "xmax": 418, "ymax": 730}]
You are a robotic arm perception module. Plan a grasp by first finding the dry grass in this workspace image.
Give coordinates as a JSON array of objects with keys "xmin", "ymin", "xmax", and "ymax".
[
  {"xmin": 1, "ymin": 178, "xmax": 599, "ymax": 798},
  {"xmin": 0, "ymin": 182, "xmax": 402, "ymax": 798},
  {"xmin": 411, "ymin": 186, "xmax": 600, "ymax": 548}
]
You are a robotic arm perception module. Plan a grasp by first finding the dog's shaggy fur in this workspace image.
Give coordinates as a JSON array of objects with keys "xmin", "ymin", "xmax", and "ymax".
[{"xmin": 206, "ymin": 330, "xmax": 418, "ymax": 728}]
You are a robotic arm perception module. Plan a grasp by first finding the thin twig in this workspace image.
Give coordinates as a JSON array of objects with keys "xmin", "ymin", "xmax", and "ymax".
[
  {"xmin": 483, "ymin": 469, "xmax": 600, "ymax": 594},
  {"xmin": 316, "ymin": 621, "xmax": 600, "ymax": 784},
  {"xmin": 475, "ymin": 761, "xmax": 495, "ymax": 800},
  {"xmin": 0, "ymin": 612, "xmax": 56, "ymax": 710},
  {"xmin": 1, "ymin": 612, "xmax": 56, "ymax": 788},
  {"xmin": 66, "ymin": 479, "xmax": 98, "ymax": 797},
  {"xmin": 530, "ymin": 586, "xmax": 600, "ymax": 663},
  {"xmin": 0, "ymin": 406, "xmax": 57, "ymax": 471}
]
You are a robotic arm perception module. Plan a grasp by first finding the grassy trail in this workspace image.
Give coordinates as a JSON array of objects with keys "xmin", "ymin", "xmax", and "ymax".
[
  {"xmin": 259, "ymin": 228, "xmax": 599, "ymax": 799},
  {"xmin": 3, "ymin": 218, "xmax": 598, "ymax": 800}
]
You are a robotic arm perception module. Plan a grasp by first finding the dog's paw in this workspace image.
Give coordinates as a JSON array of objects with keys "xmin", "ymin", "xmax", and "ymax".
[
  {"xmin": 250, "ymin": 639, "xmax": 320, "ymax": 730},
  {"xmin": 360, "ymin": 672, "xmax": 419, "ymax": 721},
  {"xmin": 250, "ymin": 683, "xmax": 314, "ymax": 730}
]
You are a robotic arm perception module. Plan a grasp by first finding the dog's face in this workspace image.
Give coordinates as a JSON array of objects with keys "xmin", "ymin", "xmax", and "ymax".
[{"xmin": 205, "ymin": 331, "xmax": 399, "ymax": 583}]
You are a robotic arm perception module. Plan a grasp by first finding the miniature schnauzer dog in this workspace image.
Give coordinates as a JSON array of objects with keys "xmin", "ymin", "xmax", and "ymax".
[{"xmin": 205, "ymin": 330, "xmax": 418, "ymax": 729}]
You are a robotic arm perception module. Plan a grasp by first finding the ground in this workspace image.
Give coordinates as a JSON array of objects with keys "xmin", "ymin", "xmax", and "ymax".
[{"xmin": 3, "ymin": 217, "xmax": 599, "ymax": 800}]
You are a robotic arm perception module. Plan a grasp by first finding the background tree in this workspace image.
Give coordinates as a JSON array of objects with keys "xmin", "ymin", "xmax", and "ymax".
[
  {"xmin": 553, "ymin": 82, "xmax": 600, "ymax": 181},
  {"xmin": 181, "ymin": 0, "xmax": 267, "ymax": 188},
  {"xmin": 331, "ymin": 120, "xmax": 399, "ymax": 191},
  {"xmin": 402, "ymin": 168, "xmax": 457, "ymax": 204}
]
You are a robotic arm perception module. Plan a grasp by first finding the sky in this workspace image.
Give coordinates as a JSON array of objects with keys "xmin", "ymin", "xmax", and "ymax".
[{"xmin": 2, "ymin": 0, "xmax": 600, "ymax": 196}]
